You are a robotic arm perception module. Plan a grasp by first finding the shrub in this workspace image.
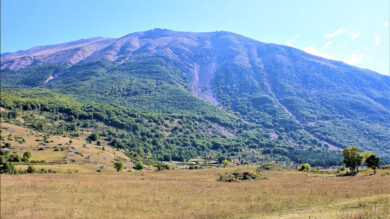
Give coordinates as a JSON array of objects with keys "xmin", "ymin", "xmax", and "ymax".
[
  {"xmin": 222, "ymin": 159, "xmax": 230, "ymax": 167},
  {"xmin": 189, "ymin": 165, "xmax": 202, "ymax": 170},
  {"xmin": 156, "ymin": 163, "xmax": 170, "ymax": 171},
  {"xmin": 23, "ymin": 151, "xmax": 32, "ymax": 161},
  {"xmin": 114, "ymin": 161, "xmax": 124, "ymax": 172},
  {"xmin": 27, "ymin": 166, "xmax": 36, "ymax": 173},
  {"xmin": 4, "ymin": 142, "xmax": 11, "ymax": 148},
  {"xmin": 39, "ymin": 168, "xmax": 48, "ymax": 173},
  {"xmin": 218, "ymin": 171, "xmax": 261, "ymax": 182},
  {"xmin": 0, "ymin": 162, "xmax": 16, "ymax": 174},
  {"xmin": 87, "ymin": 133, "xmax": 98, "ymax": 141},
  {"xmin": 338, "ymin": 165, "xmax": 346, "ymax": 172},
  {"xmin": 257, "ymin": 162, "xmax": 279, "ymax": 171},
  {"xmin": 134, "ymin": 162, "xmax": 144, "ymax": 170},
  {"xmin": 298, "ymin": 163, "xmax": 311, "ymax": 171}
]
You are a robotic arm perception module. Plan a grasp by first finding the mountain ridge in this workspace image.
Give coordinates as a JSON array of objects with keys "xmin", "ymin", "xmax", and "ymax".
[{"xmin": 1, "ymin": 29, "xmax": 390, "ymax": 164}]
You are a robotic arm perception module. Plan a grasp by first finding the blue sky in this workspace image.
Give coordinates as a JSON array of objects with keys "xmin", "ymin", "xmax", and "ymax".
[{"xmin": 1, "ymin": 0, "xmax": 389, "ymax": 75}]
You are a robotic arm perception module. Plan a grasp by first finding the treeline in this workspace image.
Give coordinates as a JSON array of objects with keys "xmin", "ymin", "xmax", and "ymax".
[{"xmin": 1, "ymin": 89, "xmax": 343, "ymax": 166}]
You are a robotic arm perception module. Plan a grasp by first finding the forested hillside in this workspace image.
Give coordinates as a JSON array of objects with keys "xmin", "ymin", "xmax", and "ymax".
[{"xmin": 2, "ymin": 29, "xmax": 389, "ymax": 165}]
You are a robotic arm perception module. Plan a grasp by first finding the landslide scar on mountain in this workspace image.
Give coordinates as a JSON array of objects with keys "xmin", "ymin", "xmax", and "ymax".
[{"xmin": 189, "ymin": 62, "xmax": 219, "ymax": 106}]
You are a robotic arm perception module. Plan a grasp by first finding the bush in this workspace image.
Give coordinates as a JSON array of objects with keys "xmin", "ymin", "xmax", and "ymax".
[
  {"xmin": 257, "ymin": 162, "xmax": 279, "ymax": 171},
  {"xmin": 189, "ymin": 165, "xmax": 203, "ymax": 170},
  {"xmin": 87, "ymin": 133, "xmax": 98, "ymax": 141},
  {"xmin": 114, "ymin": 161, "xmax": 124, "ymax": 172},
  {"xmin": 218, "ymin": 171, "xmax": 261, "ymax": 182},
  {"xmin": 298, "ymin": 163, "xmax": 311, "ymax": 171},
  {"xmin": 338, "ymin": 165, "xmax": 346, "ymax": 172},
  {"xmin": 23, "ymin": 151, "xmax": 32, "ymax": 161},
  {"xmin": 27, "ymin": 166, "xmax": 36, "ymax": 173},
  {"xmin": 134, "ymin": 162, "xmax": 144, "ymax": 170},
  {"xmin": 156, "ymin": 163, "xmax": 170, "ymax": 171},
  {"xmin": 222, "ymin": 159, "xmax": 230, "ymax": 167},
  {"xmin": 0, "ymin": 162, "xmax": 16, "ymax": 174}
]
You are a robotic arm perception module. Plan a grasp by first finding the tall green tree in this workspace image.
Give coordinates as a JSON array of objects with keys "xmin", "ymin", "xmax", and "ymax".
[
  {"xmin": 342, "ymin": 146, "xmax": 364, "ymax": 173},
  {"xmin": 365, "ymin": 154, "xmax": 381, "ymax": 175}
]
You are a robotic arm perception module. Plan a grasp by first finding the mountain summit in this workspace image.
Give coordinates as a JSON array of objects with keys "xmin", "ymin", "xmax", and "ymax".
[{"xmin": 2, "ymin": 29, "xmax": 390, "ymax": 163}]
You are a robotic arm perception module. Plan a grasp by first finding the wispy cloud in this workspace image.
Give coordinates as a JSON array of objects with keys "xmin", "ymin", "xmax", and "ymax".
[
  {"xmin": 346, "ymin": 53, "xmax": 364, "ymax": 65},
  {"xmin": 303, "ymin": 46, "xmax": 334, "ymax": 59},
  {"xmin": 286, "ymin": 35, "xmax": 299, "ymax": 46},
  {"xmin": 351, "ymin": 30, "xmax": 360, "ymax": 39},
  {"xmin": 324, "ymin": 27, "xmax": 346, "ymax": 38},
  {"xmin": 375, "ymin": 35, "xmax": 381, "ymax": 47},
  {"xmin": 323, "ymin": 41, "xmax": 333, "ymax": 49}
]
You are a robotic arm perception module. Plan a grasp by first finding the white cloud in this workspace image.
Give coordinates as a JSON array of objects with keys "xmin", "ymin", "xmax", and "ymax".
[
  {"xmin": 303, "ymin": 46, "xmax": 334, "ymax": 59},
  {"xmin": 324, "ymin": 27, "xmax": 346, "ymax": 38},
  {"xmin": 375, "ymin": 35, "xmax": 381, "ymax": 46},
  {"xmin": 346, "ymin": 53, "xmax": 364, "ymax": 65},
  {"xmin": 323, "ymin": 41, "xmax": 333, "ymax": 49},
  {"xmin": 351, "ymin": 30, "xmax": 360, "ymax": 39},
  {"xmin": 286, "ymin": 35, "xmax": 299, "ymax": 46}
]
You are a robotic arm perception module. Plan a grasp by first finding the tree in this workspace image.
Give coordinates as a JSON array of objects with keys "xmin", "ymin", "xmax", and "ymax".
[
  {"xmin": 23, "ymin": 151, "xmax": 32, "ymax": 161},
  {"xmin": 342, "ymin": 146, "xmax": 364, "ymax": 173},
  {"xmin": 362, "ymin": 151, "xmax": 372, "ymax": 163},
  {"xmin": 298, "ymin": 163, "xmax": 311, "ymax": 171},
  {"xmin": 365, "ymin": 154, "xmax": 381, "ymax": 175},
  {"xmin": 0, "ymin": 162, "xmax": 16, "ymax": 174},
  {"xmin": 114, "ymin": 161, "xmax": 124, "ymax": 172}
]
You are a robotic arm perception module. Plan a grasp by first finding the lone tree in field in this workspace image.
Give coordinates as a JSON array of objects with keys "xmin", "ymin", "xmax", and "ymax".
[
  {"xmin": 365, "ymin": 154, "xmax": 381, "ymax": 175},
  {"xmin": 342, "ymin": 146, "xmax": 364, "ymax": 173},
  {"xmin": 114, "ymin": 161, "xmax": 124, "ymax": 172}
]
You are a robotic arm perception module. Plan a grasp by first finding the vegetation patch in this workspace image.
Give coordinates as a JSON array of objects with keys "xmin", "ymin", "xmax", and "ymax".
[{"xmin": 218, "ymin": 171, "xmax": 265, "ymax": 182}]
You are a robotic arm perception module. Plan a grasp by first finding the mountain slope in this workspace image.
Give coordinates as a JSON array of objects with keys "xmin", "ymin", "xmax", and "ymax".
[{"xmin": 2, "ymin": 29, "xmax": 390, "ymax": 163}]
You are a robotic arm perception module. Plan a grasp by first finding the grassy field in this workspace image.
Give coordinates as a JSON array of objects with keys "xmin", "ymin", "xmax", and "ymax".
[
  {"xmin": 1, "ymin": 167, "xmax": 389, "ymax": 219},
  {"xmin": 1, "ymin": 122, "xmax": 390, "ymax": 218},
  {"xmin": 1, "ymin": 123, "xmax": 133, "ymax": 172}
]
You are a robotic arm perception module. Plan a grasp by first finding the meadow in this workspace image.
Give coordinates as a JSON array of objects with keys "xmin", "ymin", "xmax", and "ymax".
[{"xmin": 1, "ymin": 166, "xmax": 389, "ymax": 219}]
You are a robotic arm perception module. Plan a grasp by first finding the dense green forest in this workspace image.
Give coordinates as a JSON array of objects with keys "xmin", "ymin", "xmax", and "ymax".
[
  {"xmin": 1, "ymin": 55, "xmax": 389, "ymax": 165},
  {"xmin": 0, "ymin": 88, "xmax": 344, "ymax": 166}
]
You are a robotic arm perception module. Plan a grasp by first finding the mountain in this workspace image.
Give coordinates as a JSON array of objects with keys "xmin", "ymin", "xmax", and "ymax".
[{"xmin": 2, "ymin": 29, "xmax": 390, "ymax": 165}]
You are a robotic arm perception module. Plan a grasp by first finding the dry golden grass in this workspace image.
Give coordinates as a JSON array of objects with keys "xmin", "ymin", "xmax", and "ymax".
[
  {"xmin": 1, "ymin": 122, "xmax": 133, "ymax": 172},
  {"xmin": 1, "ymin": 167, "xmax": 389, "ymax": 219}
]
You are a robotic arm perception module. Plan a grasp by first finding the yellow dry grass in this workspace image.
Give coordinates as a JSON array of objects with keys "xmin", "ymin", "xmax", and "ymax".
[
  {"xmin": 1, "ymin": 122, "xmax": 133, "ymax": 172},
  {"xmin": 1, "ymin": 167, "xmax": 389, "ymax": 219}
]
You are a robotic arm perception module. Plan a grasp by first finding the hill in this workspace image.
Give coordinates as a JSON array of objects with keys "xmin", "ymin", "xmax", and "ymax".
[
  {"xmin": 0, "ymin": 122, "xmax": 133, "ymax": 173},
  {"xmin": 1, "ymin": 29, "xmax": 389, "ymax": 164}
]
